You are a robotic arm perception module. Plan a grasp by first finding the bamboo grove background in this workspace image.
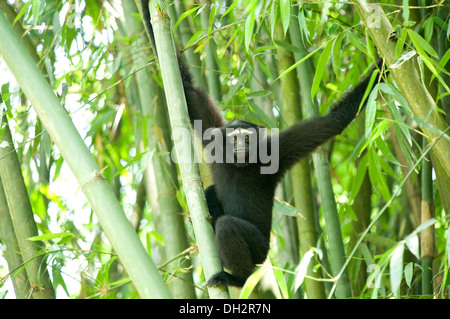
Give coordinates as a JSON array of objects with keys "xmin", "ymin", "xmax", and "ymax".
[{"xmin": 0, "ymin": 0, "xmax": 449, "ymax": 299}]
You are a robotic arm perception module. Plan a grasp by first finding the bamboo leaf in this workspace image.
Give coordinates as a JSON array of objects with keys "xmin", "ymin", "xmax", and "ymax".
[
  {"xmin": 447, "ymin": 227, "xmax": 450, "ymax": 266},
  {"xmin": 27, "ymin": 232, "xmax": 74, "ymax": 242},
  {"xmin": 418, "ymin": 55, "xmax": 450, "ymax": 92},
  {"xmin": 221, "ymin": 1, "xmax": 236, "ymax": 19},
  {"xmin": 280, "ymin": 0, "xmax": 290, "ymax": 35},
  {"xmin": 364, "ymin": 85, "xmax": 379, "ymax": 140},
  {"xmin": 246, "ymin": 90, "xmax": 272, "ymax": 99},
  {"xmin": 294, "ymin": 249, "xmax": 314, "ymax": 291},
  {"xmin": 272, "ymin": 266, "xmax": 288, "ymax": 298},
  {"xmin": 448, "ymin": 18, "xmax": 450, "ymax": 40},
  {"xmin": 277, "ymin": 42, "xmax": 325, "ymax": 80},
  {"xmin": 311, "ymin": 40, "xmax": 333, "ymax": 99},
  {"xmin": 431, "ymin": 48, "xmax": 450, "ymax": 84},
  {"xmin": 244, "ymin": 11, "xmax": 255, "ymax": 50},
  {"xmin": 411, "ymin": 218, "xmax": 437, "ymax": 235},
  {"xmin": 225, "ymin": 23, "xmax": 242, "ymax": 49},
  {"xmin": 240, "ymin": 262, "xmax": 269, "ymax": 299},
  {"xmin": 375, "ymin": 136, "xmax": 400, "ymax": 165},
  {"xmin": 297, "ymin": 6, "xmax": 310, "ymax": 44},
  {"xmin": 350, "ymin": 153, "xmax": 368, "ymax": 200},
  {"xmin": 208, "ymin": 4, "xmax": 216, "ymax": 39},
  {"xmin": 174, "ymin": 5, "xmax": 201, "ymax": 33},
  {"xmin": 408, "ymin": 29, "xmax": 439, "ymax": 58},
  {"xmin": 403, "ymin": 218, "xmax": 438, "ymax": 259},
  {"xmin": 273, "ymin": 39, "xmax": 302, "ymax": 53},
  {"xmin": 364, "ymin": 233, "xmax": 397, "ymax": 247},
  {"xmin": 402, "ymin": 0, "xmax": 410, "ymax": 26},
  {"xmin": 187, "ymin": 29, "xmax": 204, "ymax": 48},
  {"xmin": 32, "ymin": 0, "xmax": 41, "ymax": 25},
  {"xmin": 404, "ymin": 262, "xmax": 414, "ymax": 289},
  {"xmin": 405, "ymin": 235, "xmax": 420, "ymax": 260},
  {"xmin": 368, "ymin": 148, "xmax": 391, "ymax": 202},
  {"xmin": 394, "ymin": 28, "xmax": 408, "ymax": 60},
  {"xmin": 390, "ymin": 244, "xmax": 404, "ymax": 296},
  {"xmin": 424, "ymin": 17, "xmax": 434, "ymax": 43},
  {"xmin": 270, "ymin": 0, "xmax": 276, "ymax": 39},
  {"xmin": 332, "ymin": 32, "xmax": 345, "ymax": 74},
  {"xmin": 273, "ymin": 197, "xmax": 302, "ymax": 217},
  {"xmin": 13, "ymin": 1, "xmax": 30, "ymax": 25},
  {"xmin": 391, "ymin": 50, "xmax": 416, "ymax": 69},
  {"xmin": 348, "ymin": 32, "xmax": 367, "ymax": 54},
  {"xmin": 248, "ymin": 100, "xmax": 278, "ymax": 129},
  {"xmin": 52, "ymin": 266, "xmax": 69, "ymax": 296}
]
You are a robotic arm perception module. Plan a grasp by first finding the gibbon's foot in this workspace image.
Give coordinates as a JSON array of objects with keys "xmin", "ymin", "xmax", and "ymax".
[
  {"xmin": 205, "ymin": 214, "xmax": 214, "ymax": 225},
  {"xmin": 206, "ymin": 271, "xmax": 246, "ymax": 287}
]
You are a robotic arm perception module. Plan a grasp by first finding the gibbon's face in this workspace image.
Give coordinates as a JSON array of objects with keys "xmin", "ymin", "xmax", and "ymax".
[
  {"xmin": 202, "ymin": 120, "xmax": 277, "ymax": 173},
  {"xmin": 218, "ymin": 120, "xmax": 264, "ymax": 167}
]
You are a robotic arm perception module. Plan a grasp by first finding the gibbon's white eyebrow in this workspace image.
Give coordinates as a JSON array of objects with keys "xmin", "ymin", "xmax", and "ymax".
[{"xmin": 226, "ymin": 128, "xmax": 256, "ymax": 137}]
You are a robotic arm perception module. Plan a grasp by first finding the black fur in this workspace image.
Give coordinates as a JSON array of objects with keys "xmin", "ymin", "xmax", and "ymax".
[
  {"xmin": 182, "ymin": 62, "xmax": 379, "ymax": 287},
  {"xmin": 141, "ymin": 1, "xmax": 382, "ymax": 287}
]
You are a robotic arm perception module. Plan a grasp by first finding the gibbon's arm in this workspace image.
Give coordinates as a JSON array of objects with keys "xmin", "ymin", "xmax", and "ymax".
[
  {"xmin": 274, "ymin": 66, "xmax": 379, "ymax": 176},
  {"xmin": 177, "ymin": 57, "xmax": 228, "ymax": 133},
  {"xmin": 140, "ymin": 0, "xmax": 226, "ymax": 137}
]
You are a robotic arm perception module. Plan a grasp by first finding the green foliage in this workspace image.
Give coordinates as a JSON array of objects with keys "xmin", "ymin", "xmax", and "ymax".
[{"xmin": 0, "ymin": 0, "xmax": 449, "ymax": 299}]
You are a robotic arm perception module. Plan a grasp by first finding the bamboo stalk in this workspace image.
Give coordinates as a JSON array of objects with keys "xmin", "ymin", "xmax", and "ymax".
[
  {"xmin": 355, "ymin": 0, "xmax": 450, "ymax": 206},
  {"xmin": 173, "ymin": 0, "xmax": 207, "ymax": 89},
  {"xmin": 287, "ymin": 8, "xmax": 352, "ymax": 298},
  {"xmin": 122, "ymin": 0, "xmax": 196, "ymax": 298},
  {"xmin": 0, "ymin": 176, "xmax": 31, "ymax": 299},
  {"xmin": 199, "ymin": 0, "xmax": 222, "ymax": 102},
  {"xmin": 147, "ymin": 2, "xmax": 229, "ymax": 299},
  {"xmin": 275, "ymin": 22, "xmax": 326, "ymax": 299},
  {"xmin": 0, "ymin": 10, "xmax": 171, "ymax": 299},
  {"xmin": 0, "ymin": 120, "xmax": 55, "ymax": 298},
  {"xmin": 421, "ymin": 138, "xmax": 435, "ymax": 295}
]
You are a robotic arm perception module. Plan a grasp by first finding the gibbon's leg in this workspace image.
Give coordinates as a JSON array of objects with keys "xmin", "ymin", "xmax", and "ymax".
[
  {"xmin": 207, "ymin": 215, "xmax": 269, "ymax": 287},
  {"xmin": 204, "ymin": 185, "xmax": 224, "ymax": 228}
]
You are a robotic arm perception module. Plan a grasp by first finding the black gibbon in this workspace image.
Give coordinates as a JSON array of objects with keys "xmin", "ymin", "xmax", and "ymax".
[{"xmin": 141, "ymin": 1, "xmax": 383, "ymax": 287}]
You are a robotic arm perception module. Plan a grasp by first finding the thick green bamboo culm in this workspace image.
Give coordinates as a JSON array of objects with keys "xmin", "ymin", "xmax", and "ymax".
[
  {"xmin": 274, "ymin": 22, "xmax": 325, "ymax": 299},
  {"xmin": 173, "ymin": 0, "xmax": 207, "ymax": 89},
  {"xmin": 0, "ymin": 177, "xmax": 31, "ymax": 299},
  {"xmin": 356, "ymin": 2, "xmax": 446, "ymax": 294},
  {"xmin": 355, "ymin": 1, "xmax": 450, "ymax": 210},
  {"xmin": 0, "ymin": 120, "xmax": 55, "ymax": 299},
  {"xmin": 288, "ymin": 7, "xmax": 352, "ymax": 298},
  {"xmin": 146, "ymin": 2, "xmax": 229, "ymax": 299},
  {"xmin": 421, "ymin": 138, "xmax": 434, "ymax": 295},
  {"xmin": 199, "ymin": 0, "xmax": 222, "ymax": 102},
  {"xmin": 0, "ymin": 10, "xmax": 171, "ymax": 299},
  {"xmin": 122, "ymin": 0, "xmax": 196, "ymax": 298}
]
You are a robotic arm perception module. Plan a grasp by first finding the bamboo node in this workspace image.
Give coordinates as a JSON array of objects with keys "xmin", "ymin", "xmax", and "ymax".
[
  {"xmin": 80, "ymin": 171, "xmax": 107, "ymax": 190},
  {"xmin": 182, "ymin": 178, "xmax": 203, "ymax": 188}
]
